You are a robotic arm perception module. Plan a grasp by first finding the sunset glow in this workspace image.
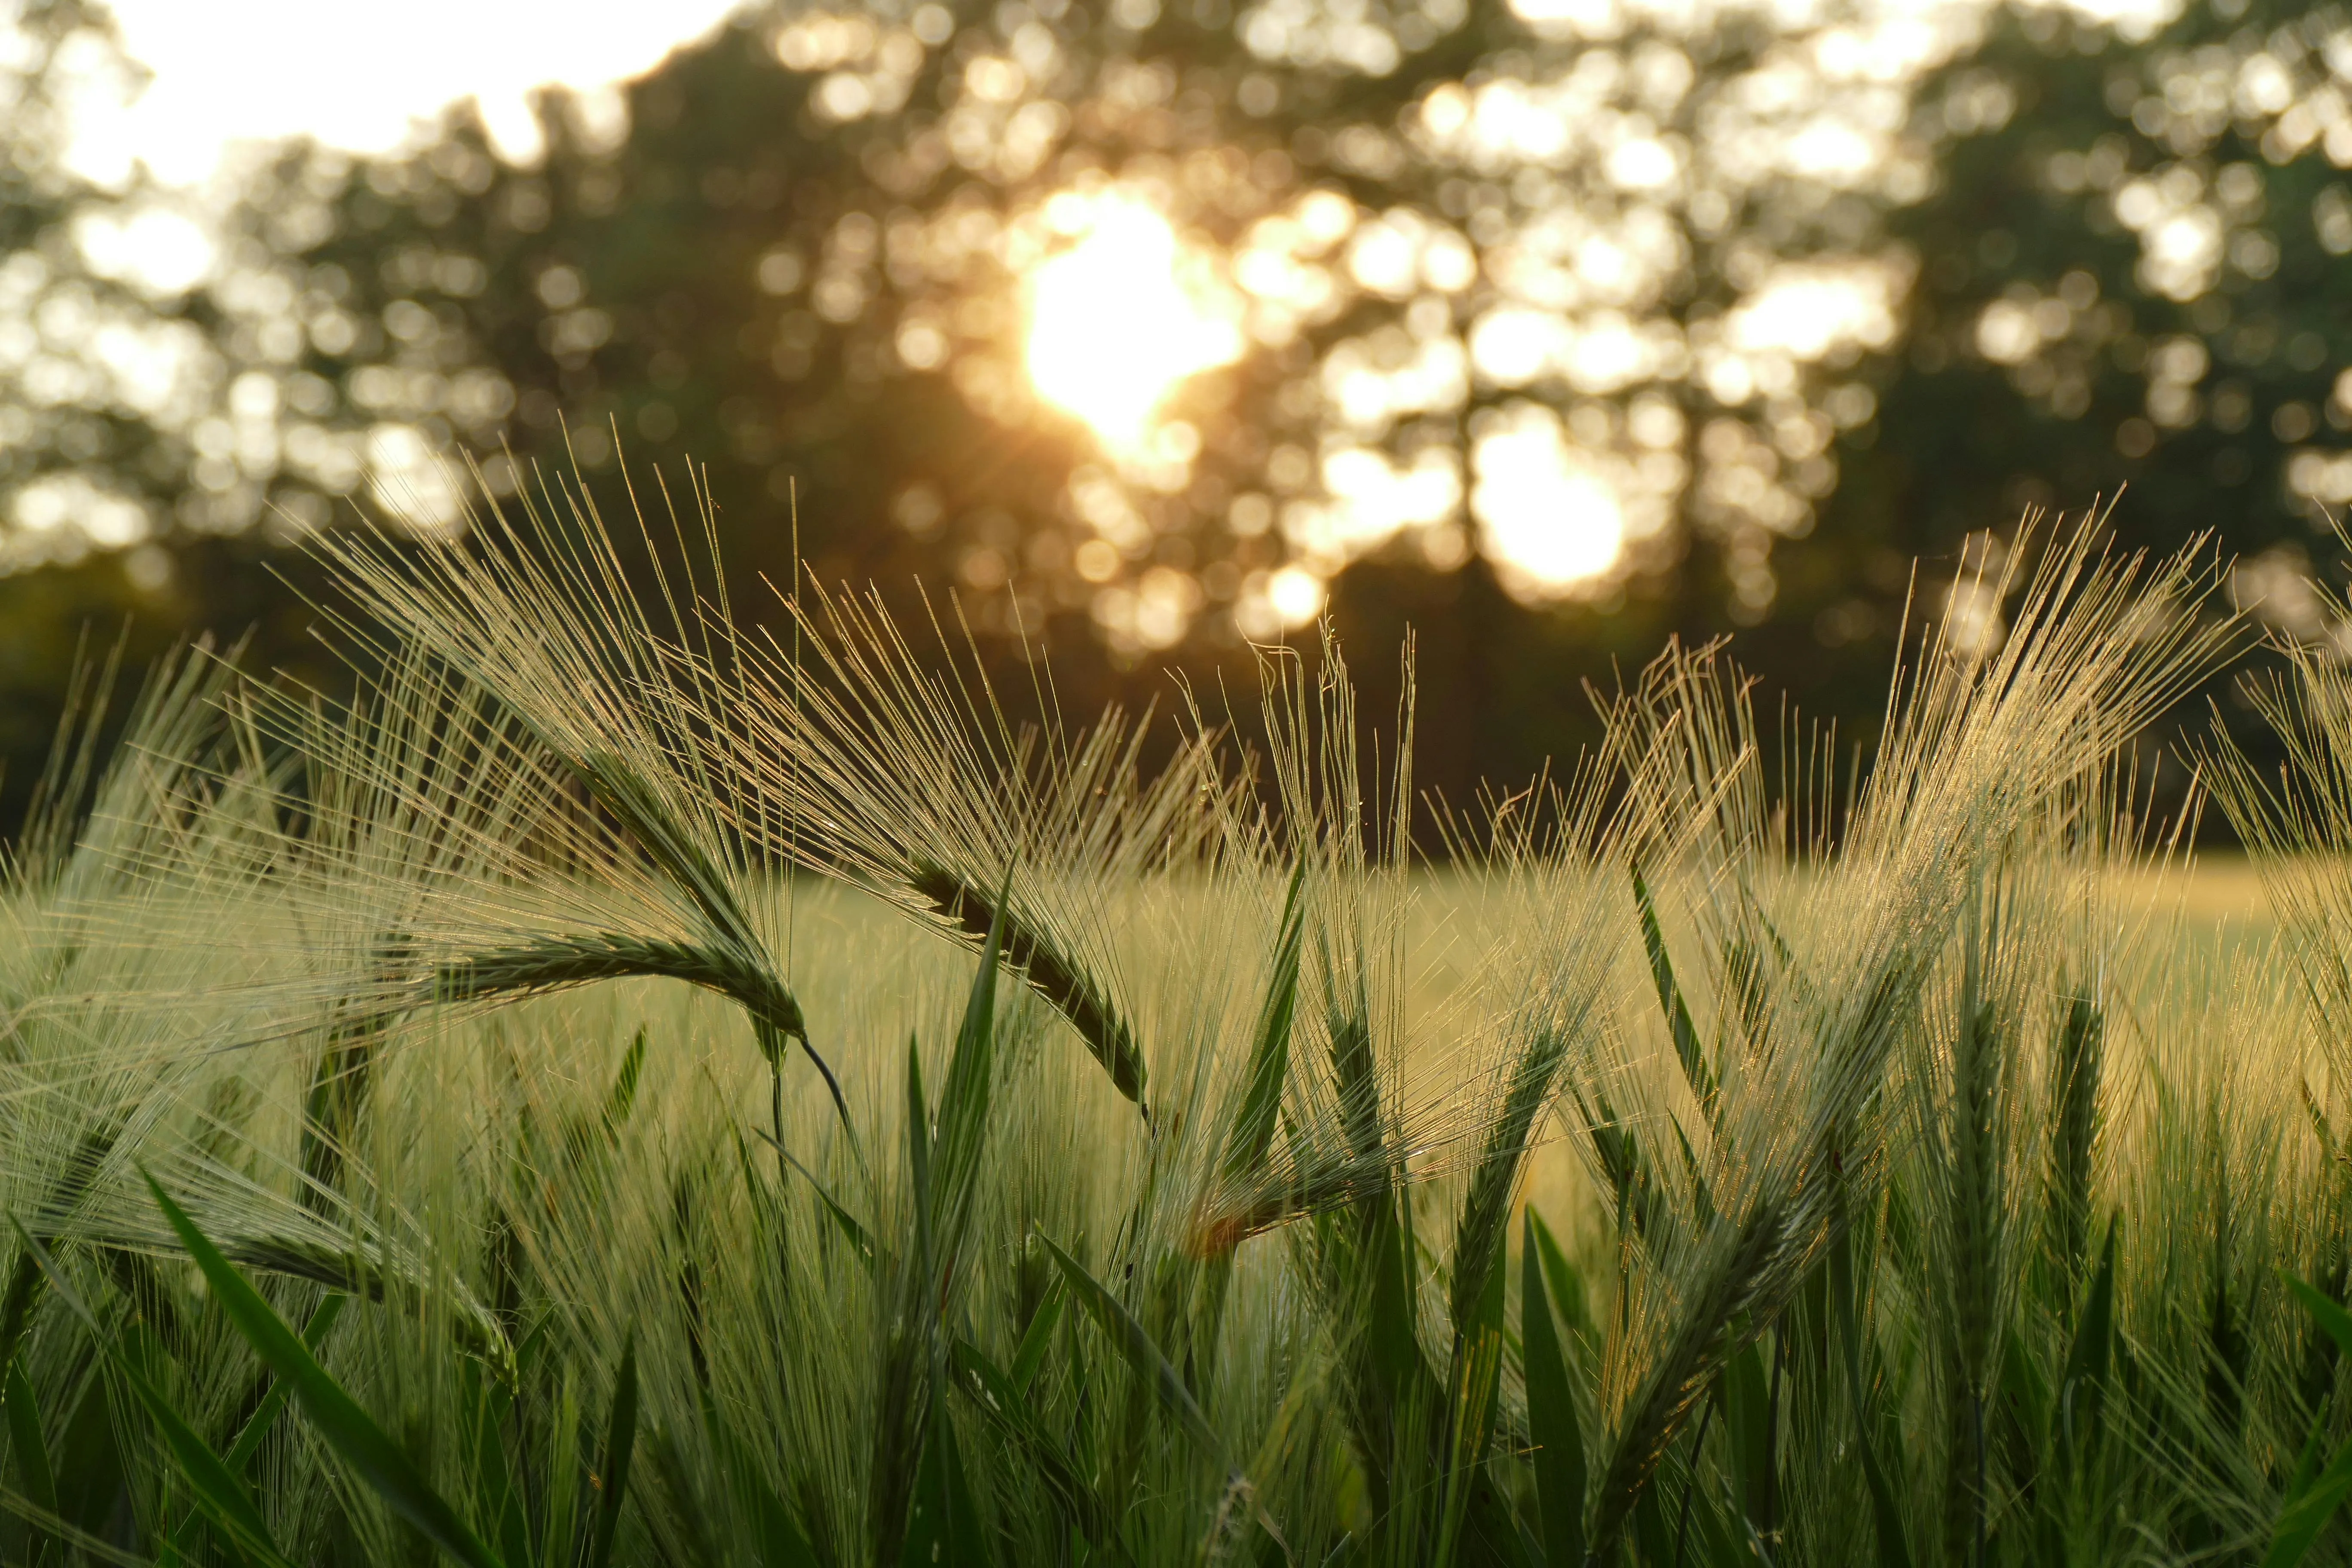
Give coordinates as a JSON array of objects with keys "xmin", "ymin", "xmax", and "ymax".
[
  {"xmin": 1025, "ymin": 194, "xmax": 1241, "ymax": 449},
  {"xmin": 1472, "ymin": 407, "xmax": 1629, "ymax": 596}
]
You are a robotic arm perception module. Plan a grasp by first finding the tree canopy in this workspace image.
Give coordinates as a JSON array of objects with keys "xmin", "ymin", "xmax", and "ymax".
[{"xmin": 0, "ymin": 0, "xmax": 2343, "ymax": 812}]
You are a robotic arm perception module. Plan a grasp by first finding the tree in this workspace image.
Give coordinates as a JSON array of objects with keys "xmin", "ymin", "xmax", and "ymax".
[
  {"xmin": 9, "ymin": 0, "xmax": 2347, "ymax": 819},
  {"xmin": 0, "ymin": 0, "xmax": 348, "ymax": 808},
  {"xmin": 207, "ymin": 0, "xmax": 1981, "ymax": 637},
  {"xmin": 1825, "ymin": 0, "xmax": 2352, "ymax": 636}
]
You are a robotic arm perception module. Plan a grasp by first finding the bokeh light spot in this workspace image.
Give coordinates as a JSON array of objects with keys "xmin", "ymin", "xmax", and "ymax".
[
  {"xmin": 1026, "ymin": 193, "xmax": 1242, "ymax": 449},
  {"xmin": 1473, "ymin": 406, "xmax": 1627, "ymax": 596}
]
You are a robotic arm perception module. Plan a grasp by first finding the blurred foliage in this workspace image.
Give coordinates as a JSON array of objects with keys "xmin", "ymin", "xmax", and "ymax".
[{"xmin": 0, "ymin": 0, "xmax": 2346, "ymax": 821}]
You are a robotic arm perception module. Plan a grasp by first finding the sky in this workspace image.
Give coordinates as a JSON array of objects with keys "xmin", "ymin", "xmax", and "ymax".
[{"xmin": 67, "ymin": 0, "xmax": 745, "ymax": 188}]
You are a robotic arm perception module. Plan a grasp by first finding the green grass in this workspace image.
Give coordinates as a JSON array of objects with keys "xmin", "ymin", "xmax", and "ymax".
[{"xmin": 0, "ymin": 484, "xmax": 2347, "ymax": 1566}]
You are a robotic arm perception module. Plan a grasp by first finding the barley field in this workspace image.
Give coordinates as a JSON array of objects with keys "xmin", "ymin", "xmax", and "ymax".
[{"xmin": 4, "ymin": 487, "xmax": 2352, "ymax": 1567}]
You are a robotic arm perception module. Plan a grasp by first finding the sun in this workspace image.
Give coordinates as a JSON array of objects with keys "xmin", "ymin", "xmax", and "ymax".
[{"xmin": 1025, "ymin": 193, "xmax": 1241, "ymax": 450}]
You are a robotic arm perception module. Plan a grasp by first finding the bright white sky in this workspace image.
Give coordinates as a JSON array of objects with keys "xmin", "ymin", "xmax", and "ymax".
[{"xmin": 69, "ymin": 0, "xmax": 745, "ymax": 187}]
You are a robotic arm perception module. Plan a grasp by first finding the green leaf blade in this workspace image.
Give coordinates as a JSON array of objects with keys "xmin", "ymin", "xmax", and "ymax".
[
  {"xmin": 587, "ymin": 1336, "xmax": 640, "ymax": 1568},
  {"xmin": 144, "ymin": 1173, "xmax": 506, "ymax": 1568},
  {"xmin": 5, "ymin": 1355, "xmax": 57, "ymax": 1523},
  {"xmin": 1222, "ymin": 861, "xmax": 1310, "ymax": 1188},
  {"xmin": 1522, "ymin": 1211, "xmax": 1587, "ymax": 1568},
  {"xmin": 1633, "ymin": 870, "xmax": 1716, "ymax": 1118},
  {"xmin": 1038, "ymin": 1232, "xmax": 1224, "ymax": 1465}
]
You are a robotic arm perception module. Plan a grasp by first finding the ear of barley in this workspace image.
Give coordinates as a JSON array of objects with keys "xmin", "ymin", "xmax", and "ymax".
[
  {"xmin": 907, "ymin": 859, "xmax": 1145, "ymax": 1108},
  {"xmin": 0, "ymin": 452, "xmax": 2306, "ymax": 1565},
  {"xmin": 1580, "ymin": 523, "xmax": 2236, "ymax": 1555}
]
